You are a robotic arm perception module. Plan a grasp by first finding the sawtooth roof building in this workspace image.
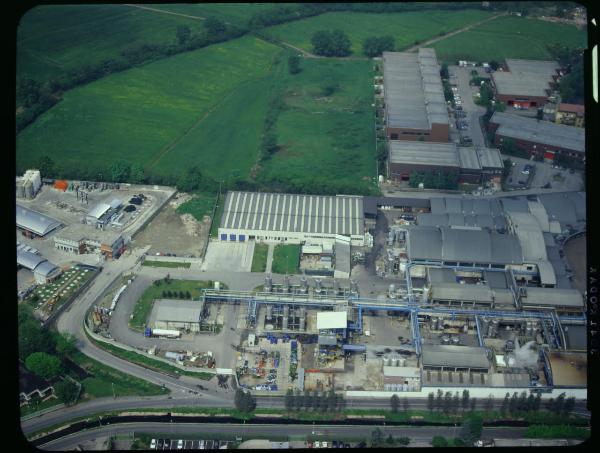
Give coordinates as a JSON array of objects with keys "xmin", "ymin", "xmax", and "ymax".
[
  {"xmin": 488, "ymin": 111, "xmax": 585, "ymax": 163},
  {"xmin": 383, "ymin": 48, "xmax": 449, "ymax": 143},
  {"xmin": 218, "ymin": 191, "xmax": 369, "ymax": 246},
  {"xmin": 491, "ymin": 59, "xmax": 561, "ymax": 108}
]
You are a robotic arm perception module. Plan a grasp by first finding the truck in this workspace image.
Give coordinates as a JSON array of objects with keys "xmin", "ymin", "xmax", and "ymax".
[{"xmin": 148, "ymin": 328, "xmax": 181, "ymax": 339}]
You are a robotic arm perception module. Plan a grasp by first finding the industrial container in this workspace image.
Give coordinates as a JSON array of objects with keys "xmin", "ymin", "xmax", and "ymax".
[
  {"xmin": 54, "ymin": 180, "xmax": 68, "ymax": 192},
  {"xmin": 388, "ymin": 284, "xmax": 396, "ymax": 298},
  {"xmin": 214, "ymin": 281, "xmax": 220, "ymax": 290}
]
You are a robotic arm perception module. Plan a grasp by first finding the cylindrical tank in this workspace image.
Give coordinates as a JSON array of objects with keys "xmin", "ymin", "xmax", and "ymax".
[
  {"xmin": 351, "ymin": 280, "xmax": 358, "ymax": 294},
  {"xmin": 24, "ymin": 180, "xmax": 34, "ymax": 199},
  {"xmin": 378, "ymin": 175, "xmax": 384, "ymax": 183},
  {"xmin": 265, "ymin": 324, "xmax": 274, "ymax": 330},
  {"xmin": 283, "ymin": 275, "xmax": 290, "ymax": 292},
  {"xmin": 265, "ymin": 274, "xmax": 272, "ymax": 292},
  {"xmin": 383, "ymin": 355, "xmax": 390, "ymax": 366},
  {"xmin": 463, "ymin": 324, "xmax": 469, "ymax": 333},
  {"xmin": 266, "ymin": 305, "xmax": 273, "ymax": 321},
  {"xmin": 441, "ymin": 334, "xmax": 450, "ymax": 344},
  {"xmin": 301, "ymin": 277, "xmax": 308, "ymax": 293},
  {"xmin": 452, "ymin": 335, "xmax": 460, "ymax": 344},
  {"xmin": 315, "ymin": 279, "xmax": 322, "ymax": 293},
  {"xmin": 299, "ymin": 315, "xmax": 306, "ymax": 331},
  {"xmin": 399, "ymin": 357, "xmax": 406, "ymax": 367},
  {"xmin": 389, "ymin": 284, "xmax": 396, "ymax": 298},
  {"xmin": 388, "ymin": 230, "xmax": 395, "ymax": 245},
  {"xmin": 16, "ymin": 182, "xmax": 25, "ymax": 198},
  {"xmin": 402, "ymin": 383, "xmax": 409, "ymax": 392}
]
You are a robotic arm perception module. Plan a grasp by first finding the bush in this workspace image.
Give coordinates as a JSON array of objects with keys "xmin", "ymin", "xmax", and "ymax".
[
  {"xmin": 54, "ymin": 379, "xmax": 80, "ymax": 405},
  {"xmin": 431, "ymin": 436, "xmax": 448, "ymax": 447},
  {"xmin": 25, "ymin": 352, "xmax": 63, "ymax": 380}
]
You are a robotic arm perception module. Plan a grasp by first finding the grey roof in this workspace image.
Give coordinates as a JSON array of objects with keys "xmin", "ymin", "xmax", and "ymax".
[
  {"xmin": 334, "ymin": 240, "xmax": 351, "ymax": 274},
  {"xmin": 34, "ymin": 261, "xmax": 60, "ymax": 278},
  {"xmin": 492, "ymin": 59, "xmax": 559, "ymax": 97},
  {"xmin": 362, "ymin": 196, "xmax": 430, "ymax": 216},
  {"xmin": 536, "ymin": 260, "xmax": 556, "ymax": 286},
  {"xmin": 492, "ymin": 288, "xmax": 515, "ymax": 305},
  {"xmin": 406, "ymin": 226, "xmax": 523, "ymax": 264},
  {"xmin": 505, "ymin": 212, "xmax": 547, "ymax": 261},
  {"xmin": 538, "ymin": 192, "xmax": 586, "ymax": 228},
  {"xmin": 564, "ymin": 325, "xmax": 586, "ymax": 350},
  {"xmin": 55, "ymin": 225, "xmax": 122, "ymax": 244},
  {"xmin": 220, "ymin": 192, "xmax": 364, "ymax": 236},
  {"xmin": 421, "ymin": 345, "xmax": 489, "ymax": 369},
  {"xmin": 430, "ymin": 282, "xmax": 493, "ymax": 302},
  {"xmin": 16, "ymin": 205, "xmax": 61, "ymax": 237},
  {"xmin": 430, "ymin": 198, "xmax": 446, "ymax": 214},
  {"xmin": 477, "ymin": 147, "xmax": 503, "ymax": 169},
  {"xmin": 17, "ymin": 250, "xmax": 45, "ymax": 271},
  {"xmin": 427, "ymin": 267, "xmax": 456, "ymax": 284},
  {"xmin": 490, "ymin": 112, "xmax": 585, "ymax": 153},
  {"xmin": 389, "ymin": 141, "xmax": 459, "ymax": 167},
  {"xmin": 521, "ymin": 288, "xmax": 584, "ymax": 308},
  {"xmin": 318, "ymin": 335, "xmax": 338, "ymax": 346},
  {"xmin": 383, "ymin": 48, "xmax": 449, "ymax": 130},
  {"xmin": 87, "ymin": 202, "xmax": 111, "ymax": 220},
  {"xmin": 458, "ymin": 147, "xmax": 481, "ymax": 170},
  {"xmin": 417, "ymin": 213, "xmax": 501, "ymax": 231},
  {"xmin": 500, "ymin": 197, "xmax": 530, "ymax": 213},
  {"xmin": 484, "ymin": 270, "xmax": 509, "ymax": 289},
  {"xmin": 154, "ymin": 299, "xmax": 202, "ymax": 323}
]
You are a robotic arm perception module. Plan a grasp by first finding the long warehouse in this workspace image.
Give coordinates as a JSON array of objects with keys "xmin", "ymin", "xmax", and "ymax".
[{"xmin": 218, "ymin": 191, "xmax": 368, "ymax": 246}]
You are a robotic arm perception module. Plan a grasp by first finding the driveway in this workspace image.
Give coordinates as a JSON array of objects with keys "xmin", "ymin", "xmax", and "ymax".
[{"xmin": 448, "ymin": 65, "xmax": 487, "ymax": 147}]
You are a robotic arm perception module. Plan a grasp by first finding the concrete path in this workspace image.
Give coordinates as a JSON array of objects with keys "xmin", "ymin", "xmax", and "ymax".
[{"xmin": 265, "ymin": 243, "xmax": 274, "ymax": 273}]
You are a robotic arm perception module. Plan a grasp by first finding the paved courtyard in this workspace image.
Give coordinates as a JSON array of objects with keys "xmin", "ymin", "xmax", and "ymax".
[{"xmin": 201, "ymin": 241, "xmax": 255, "ymax": 272}]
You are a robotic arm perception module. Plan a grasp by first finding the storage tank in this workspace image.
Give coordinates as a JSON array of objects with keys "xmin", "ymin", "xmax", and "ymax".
[
  {"xmin": 388, "ymin": 230, "xmax": 395, "ymax": 246},
  {"xmin": 265, "ymin": 324, "xmax": 274, "ymax": 330},
  {"xmin": 266, "ymin": 305, "xmax": 273, "ymax": 321},
  {"xmin": 378, "ymin": 175, "xmax": 384, "ymax": 183},
  {"xmin": 463, "ymin": 324, "xmax": 469, "ymax": 333},
  {"xmin": 265, "ymin": 274, "xmax": 273, "ymax": 292},
  {"xmin": 315, "ymin": 278, "xmax": 322, "ymax": 294},
  {"xmin": 283, "ymin": 275, "xmax": 290, "ymax": 292},
  {"xmin": 383, "ymin": 355, "xmax": 391, "ymax": 366},
  {"xmin": 300, "ymin": 276, "xmax": 308, "ymax": 294},
  {"xmin": 24, "ymin": 180, "xmax": 34, "ymax": 199},
  {"xmin": 388, "ymin": 284, "xmax": 396, "ymax": 298},
  {"xmin": 402, "ymin": 383, "xmax": 409, "ymax": 392},
  {"xmin": 452, "ymin": 335, "xmax": 460, "ymax": 344},
  {"xmin": 399, "ymin": 357, "xmax": 406, "ymax": 367},
  {"xmin": 16, "ymin": 181, "xmax": 25, "ymax": 199},
  {"xmin": 441, "ymin": 334, "xmax": 450, "ymax": 344}
]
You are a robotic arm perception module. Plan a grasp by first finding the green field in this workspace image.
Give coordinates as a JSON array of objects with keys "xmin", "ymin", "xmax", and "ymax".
[
  {"xmin": 257, "ymin": 57, "xmax": 377, "ymax": 195},
  {"xmin": 177, "ymin": 193, "xmax": 217, "ymax": 222},
  {"xmin": 16, "ymin": 36, "xmax": 281, "ymax": 179},
  {"xmin": 251, "ymin": 244, "xmax": 269, "ymax": 272},
  {"xmin": 70, "ymin": 351, "xmax": 169, "ymax": 398},
  {"xmin": 141, "ymin": 261, "xmax": 192, "ymax": 269},
  {"xmin": 141, "ymin": 3, "xmax": 282, "ymax": 26},
  {"xmin": 263, "ymin": 10, "xmax": 494, "ymax": 55},
  {"xmin": 17, "ymin": 4, "xmax": 203, "ymax": 83},
  {"xmin": 432, "ymin": 16, "xmax": 588, "ymax": 63},
  {"xmin": 272, "ymin": 244, "xmax": 301, "ymax": 274},
  {"xmin": 129, "ymin": 279, "xmax": 215, "ymax": 331}
]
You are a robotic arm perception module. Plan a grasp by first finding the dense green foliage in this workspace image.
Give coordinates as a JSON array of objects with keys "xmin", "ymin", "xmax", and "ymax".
[
  {"xmin": 362, "ymin": 35, "xmax": 394, "ymax": 57},
  {"xmin": 460, "ymin": 413, "xmax": 483, "ymax": 443},
  {"xmin": 288, "ymin": 54, "xmax": 301, "ymax": 74},
  {"xmin": 547, "ymin": 44, "xmax": 585, "ymax": 103},
  {"xmin": 409, "ymin": 171, "xmax": 459, "ymax": 190},
  {"xmin": 54, "ymin": 379, "xmax": 80, "ymax": 405},
  {"xmin": 431, "ymin": 436, "xmax": 448, "ymax": 447},
  {"xmin": 234, "ymin": 389, "xmax": 256, "ymax": 413},
  {"xmin": 25, "ymin": 352, "xmax": 63, "ymax": 380},
  {"xmin": 525, "ymin": 424, "xmax": 590, "ymax": 439},
  {"xmin": 311, "ymin": 30, "xmax": 352, "ymax": 57},
  {"xmin": 176, "ymin": 193, "xmax": 217, "ymax": 222}
]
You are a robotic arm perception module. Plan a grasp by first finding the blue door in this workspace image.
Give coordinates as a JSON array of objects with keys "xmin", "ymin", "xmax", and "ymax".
[
  {"xmin": 220, "ymin": 234, "xmax": 227, "ymax": 241},
  {"xmin": 239, "ymin": 235, "xmax": 246, "ymax": 242},
  {"xmin": 230, "ymin": 234, "xmax": 236, "ymax": 241}
]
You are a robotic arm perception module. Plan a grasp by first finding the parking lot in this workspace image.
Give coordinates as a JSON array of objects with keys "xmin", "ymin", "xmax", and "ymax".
[{"xmin": 504, "ymin": 156, "xmax": 583, "ymax": 191}]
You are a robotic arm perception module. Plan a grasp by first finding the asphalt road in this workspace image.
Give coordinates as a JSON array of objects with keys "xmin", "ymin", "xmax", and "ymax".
[
  {"xmin": 449, "ymin": 65, "xmax": 487, "ymax": 148},
  {"xmin": 37, "ymin": 422, "xmax": 529, "ymax": 450}
]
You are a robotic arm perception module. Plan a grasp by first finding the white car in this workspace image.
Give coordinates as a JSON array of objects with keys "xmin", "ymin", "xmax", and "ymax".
[
  {"xmin": 177, "ymin": 439, "xmax": 184, "ymax": 449},
  {"xmin": 150, "ymin": 439, "xmax": 157, "ymax": 450},
  {"xmin": 521, "ymin": 169, "xmax": 530, "ymax": 175}
]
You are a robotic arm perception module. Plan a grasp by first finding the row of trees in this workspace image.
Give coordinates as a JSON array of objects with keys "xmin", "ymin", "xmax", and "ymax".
[
  {"xmin": 362, "ymin": 35, "xmax": 394, "ymax": 57},
  {"xmin": 161, "ymin": 290, "xmax": 192, "ymax": 299},
  {"xmin": 547, "ymin": 44, "xmax": 585, "ymax": 104},
  {"xmin": 234, "ymin": 388, "xmax": 256, "ymax": 413},
  {"xmin": 311, "ymin": 30, "xmax": 351, "ymax": 57},
  {"xmin": 409, "ymin": 170, "xmax": 459, "ymax": 190},
  {"xmin": 427, "ymin": 389, "xmax": 479, "ymax": 414},
  {"xmin": 284, "ymin": 388, "xmax": 344, "ymax": 412},
  {"xmin": 16, "ymin": 18, "xmax": 243, "ymax": 134}
]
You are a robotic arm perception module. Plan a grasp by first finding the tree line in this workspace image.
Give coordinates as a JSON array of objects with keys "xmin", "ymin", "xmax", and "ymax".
[
  {"xmin": 409, "ymin": 170, "xmax": 459, "ymax": 190},
  {"xmin": 284, "ymin": 388, "xmax": 344, "ymax": 412},
  {"xmin": 19, "ymin": 304, "xmax": 80, "ymax": 405}
]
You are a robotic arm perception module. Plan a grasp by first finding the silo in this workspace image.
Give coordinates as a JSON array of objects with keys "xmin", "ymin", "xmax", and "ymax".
[
  {"xmin": 266, "ymin": 305, "xmax": 273, "ymax": 321},
  {"xmin": 399, "ymin": 357, "xmax": 406, "ymax": 367},
  {"xmin": 24, "ymin": 180, "xmax": 34, "ymax": 199},
  {"xmin": 299, "ymin": 308, "xmax": 306, "ymax": 331},
  {"xmin": 315, "ymin": 278, "xmax": 322, "ymax": 294},
  {"xmin": 383, "ymin": 355, "xmax": 391, "ymax": 366},
  {"xmin": 300, "ymin": 276, "xmax": 308, "ymax": 294},
  {"xmin": 282, "ymin": 305, "xmax": 289, "ymax": 330},
  {"xmin": 441, "ymin": 334, "xmax": 450, "ymax": 345},
  {"xmin": 283, "ymin": 275, "xmax": 290, "ymax": 292}
]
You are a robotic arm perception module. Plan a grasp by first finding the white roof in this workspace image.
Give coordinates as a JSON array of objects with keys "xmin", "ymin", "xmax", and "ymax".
[
  {"xmin": 87, "ymin": 202, "xmax": 111, "ymax": 220},
  {"xmin": 383, "ymin": 366, "xmax": 420, "ymax": 377},
  {"xmin": 316, "ymin": 311, "xmax": 347, "ymax": 330},
  {"xmin": 302, "ymin": 245, "xmax": 322, "ymax": 254}
]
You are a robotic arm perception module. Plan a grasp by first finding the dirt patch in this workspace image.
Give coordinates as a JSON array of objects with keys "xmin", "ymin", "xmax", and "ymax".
[
  {"xmin": 132, "ymin": 202, "xmax": 208, "ymax": 257},
  {"xmin": 169, "ymin": 192, "xmax": 192, "ymax": 209}
]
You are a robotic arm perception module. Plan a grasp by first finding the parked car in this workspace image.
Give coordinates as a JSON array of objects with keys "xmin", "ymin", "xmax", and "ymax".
[
  {"xmin": 177, "ymin": 439, "xmax": 184, "ymax": 449},
  {"xmin": 150, "ymin": 439, "xmax": 156, "ymax": 450}
]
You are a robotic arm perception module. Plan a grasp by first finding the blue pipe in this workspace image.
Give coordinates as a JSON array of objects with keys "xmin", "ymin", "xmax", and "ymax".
[{"xmin": 475, "ymin": 316, "xmax": 484, "ymax": 347}]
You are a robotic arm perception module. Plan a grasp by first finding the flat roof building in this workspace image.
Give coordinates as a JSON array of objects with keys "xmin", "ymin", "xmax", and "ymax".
[
  {"xmin": 218, "ymin": 191, "xmax": 368, "ymax": 246},
  {"xmin": 151, "ymin": 299, "xmax": 204, "ymax": 333},
  {"xmin": 383, "ymin": 48, "xmax": 449, "ymax": 142},
  {"xmin": 488, "ymin": 112, "xmax": 585, "ymax": 162},
  {"xmin": 555, "ymin": 103, "xmax": 584, "ymax": 127},
  {"xmin": 421, "ymin": 345, "xmax": 489, "ymax": 372},
  {"xmin": 316, "ymin": 311, "xmax": 347, "ymax": 330},
  {"xmin": 54, "ymin": 226, "xmax": 125, "ymax": 259},
  {"xmin": 491, "ymin": 59, "xmax": 560, "ymax": 108}
]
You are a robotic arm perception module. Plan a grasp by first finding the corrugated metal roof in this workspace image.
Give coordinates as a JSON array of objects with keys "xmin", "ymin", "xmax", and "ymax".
[
  {"xmin": 490, "ymin": 112, "xmax": 584, "ymax": 153},
  {"xmin": 17, "ymin": 250, "xmax": 46, "ymax": 271},
  {"xmin": 521, "ymin": 288, "xmax": 583, "ymax": 308},
  {"xmin": 538, "ymin": 192, "xmax": 585, "ymax": 228},
  {"xmin": 427, "ymin": 267, "xmax": 456, "ymax": 284},
  {"xmin": 536, "ymin": 260, "xmax": 556, "ymax": 286},
  {"xmin": 383, "ymin": 49, "xmax": 449, "ymax": 130},
  {"xmin": 505, "ymin": 212, "xmax": 547, "ymax": 261},
  {"xmin": 484, "ymin": 270, "xmax": 508, "ymax": 289},
  {"xmin": 87, "ymin": 202, "xmax": 111, "ymax": 220},
  {"xmin": 421, "ymin": 345, "xmax": 489, "ymax": 369},
  {"xmin": 389, "ymin": 141, "xmax": 459, "ymax": 167},
  {"xmin": 492, "ymin": 59, "xmax": 559, "ymax": 97},
  {"xmin": 477, "ymin": 147, "xmax": 503, "ymax": 169},
  {"xmin": 220, "ymin": 192, "xmax": 364, "ymax": 236},
  {"xmin": 458, "ymin": 147, "xmax": 481, "ymax": 170},
  {"xmin": 33, "ymin": 261, "xmax": 60, "ymax": 278},
  {"xmin": 16, "ymin": 205, "xmax": 61, "ymax": 237},
  {"xmin": 430, "ymin": 282, "xmax": 493, "ymax": 302},
  {"xmin": 335, "ymin": 240, "xmax": 351, "ymax": 274}
]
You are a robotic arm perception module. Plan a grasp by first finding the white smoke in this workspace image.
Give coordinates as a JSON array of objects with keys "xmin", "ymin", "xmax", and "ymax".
[{"xmin": 512, "ymin": 339, "xmax": 539, "ymax": 369}]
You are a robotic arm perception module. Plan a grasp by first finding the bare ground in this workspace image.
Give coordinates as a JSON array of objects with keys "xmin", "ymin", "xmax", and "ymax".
[{"xmin": 131, "ymin": 201, "xmax": 208, "ymax": 257}]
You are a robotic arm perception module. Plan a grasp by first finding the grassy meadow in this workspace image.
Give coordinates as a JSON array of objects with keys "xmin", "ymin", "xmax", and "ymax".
[
  {"xmin": 433, "ymin": 15, "xmax": 588, "ymax": 63},
  {"xmin": 16, "ymin": 36, "xmax": 281, "ymax": 179},
  {"xmin": 17, "ymin": 4, "xmax": 203, "ymax": 83},
  {"xmin": 262, "ymin": 9, "xmax": 494, "ymax": 55}
]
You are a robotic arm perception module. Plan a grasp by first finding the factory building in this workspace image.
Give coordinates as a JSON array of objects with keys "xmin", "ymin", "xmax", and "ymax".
[
  {"xmin": 54, "ymin": 227, "xmax": 125, "ymax": 259},
  {"xmin": 16, "ymin": 169, "xmax": 42, "ymax": 200},
  {"xmin": 218, "ymin": 191, "xmax": 370, "ymax": 247},
  {"xmin": 17, "ymin": 249, "xmax": 61, "ymax": 284},
  {"xmin": 387, "ymin": 141, "xmax": 503, "ymax": 184},
  {"xmin": 421, "ymin": 345, "xmax": 490, "ymax": 373},
  {"xmin": 16, "ymin": 205, "xmax": 62, "ymax": 238},
  {"xmin": 383, "ymin": 366, "xmax": 421, "ymax": 392},
  {"xmin": 85, "ymin": 199, "xmax": 122, "ymax": 226},
  {"xmin": 488, "ymin": 112, "xmax": 585, "ymax": 163},
  {"xmin": 382, "ymin": 48, "xmax": 449, "ymax": 142},
  {"xmin": 151, "ymin": 299, "xmax": 203, "ymax": 333},
  {"xmin": 316, "ymin": 311, "xmax": 347, "ymax": 347},
  {"xmin": 491, "ymin": 59, "xmax": 561, "ymax": 108}
]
